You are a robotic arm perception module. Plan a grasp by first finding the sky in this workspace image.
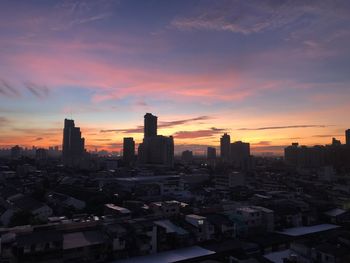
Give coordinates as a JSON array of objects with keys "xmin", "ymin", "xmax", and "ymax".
[{"xmin": 0, "ymin": 0, "xmax": 349, "ymax": 155}]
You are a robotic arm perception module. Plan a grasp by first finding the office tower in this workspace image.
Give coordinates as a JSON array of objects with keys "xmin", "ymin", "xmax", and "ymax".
[
  {"xmin": 220, "ymin": 133, "xmax": 231, "ymax": 161},
  {"xmin": 138, "ymin": 135, "xmax": 174, "ymax": 167},
  {"xmin": 181, "ymin": 150, "xmax": 193, "ymax": 163},
  {"xmin": 62, "ymin": 119, "xmax": 85, "ymax": 166},
  {"xmin": 11, "ymin": 145, "xmax": 21, "ymax": 159},
  {"xmin": 207, "ymin": 147, "xmax": 216, "ymax": 160},
  {"xmin": 346, "ymin": 129, "xmax": 350, "ymax": 146},
  {"xmin": 123, "ymin": 137, "xmax": 135, "ymax": 166},
  {"xmin": 230, "ymin": 141, "xmax": 250, "ymax": 169},
  {"xmin": 138, "ymin": 113, "xmax": 174, "ymax": 167},
  {"xmin": 144, "ymin": 113, "xmax": 157, "ymax": 138}
]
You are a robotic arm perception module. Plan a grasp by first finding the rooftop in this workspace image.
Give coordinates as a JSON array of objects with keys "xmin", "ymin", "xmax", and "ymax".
[
  {"xmin": 63, "ymin": 230, "xmax": 105, "ymax": 250},
  {"xmin": 114, "ymin": 246, "xmax": 215, "ymax": 263},
  {"xmin": 276, "ymin": 224, "xmax": 340, "ymax": 237}
]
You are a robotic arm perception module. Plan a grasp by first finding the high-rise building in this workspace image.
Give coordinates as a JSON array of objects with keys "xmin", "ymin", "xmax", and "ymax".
[
  {"xmin": 138, "ymin": 113, "xmax": 174, "ymax": 167},
  {"xmin": 207, "ymin": 147, "xmax": 216, "ymax": 160},
  {"xmin": 144, "ymin": 113, "xmax": 157, "ymax": 138},
  {"xmin": 220, "ymin": 133, "xmax": 231, "ymax": 161},
  {"xmin": 123, "ymin": 137, "xmax": 135, "ymax": 166},
  {"xmin": 62, "ymin": 119, "xmax": 85, "ymax": 166},
  {"xmin": 346, "ymin": 129, "xmax": 350, "ymax": 146},
  {"xmin": 230, "ymin": 141, "xmax": 250, "ymax": 169}
]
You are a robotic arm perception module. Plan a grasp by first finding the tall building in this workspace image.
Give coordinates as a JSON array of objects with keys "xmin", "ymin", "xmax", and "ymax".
[
  {"xmin": 123, "ymin": 137, "xmax": 135, "ymax": 166},
  {"xmin": 230, "ymin": 141, "xmax": 250, "ymax": 169},
  {"xmin": 62, "ymin": 119, "xmax": 85, "ymax": 166},
  {"xmin": 207, "ymin": 147, "xmax": 216, "ymax": 160},
  {"xmin": 346, "ymin": 129, "xmax": 350, "ymax": 146},
  {"xmin": 138, "ymin": 113, "xmax": 174, "ymax": 167},
  {"xmin": 220, "ymin": 133, "xmax": 231, "ymax": 161},
  {"xmin": 144, "ymin": 113, "xmax": 157, "ymax": 138}
]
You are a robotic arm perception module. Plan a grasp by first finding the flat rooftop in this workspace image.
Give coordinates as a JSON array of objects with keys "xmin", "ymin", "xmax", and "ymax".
[
  {"xmin": 264, "ymin": 249, "xmax": 292, "ymax": 263},
  {"xmin": 105, "ymin": 204, "xmax": 131, "ymax": 214},
  {"xmin": 276, "ymin": 224, "xmax": 340, "ymax": 237},
  {"xmin": 114, "ymin": 246, "xmax": 215, "ymax": 263},
  {"xmin": 116, "ymin": 175, "xmax": 180, "ymax": 182}
]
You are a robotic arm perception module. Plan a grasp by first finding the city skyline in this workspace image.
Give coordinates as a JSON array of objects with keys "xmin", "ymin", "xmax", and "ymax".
[{"xmin": 1, "ymin": 0, "xmax": 350, "ymax": 154}]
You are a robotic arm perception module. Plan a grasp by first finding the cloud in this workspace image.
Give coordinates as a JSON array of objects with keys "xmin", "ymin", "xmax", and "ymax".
[
  {"xmin": 238, "ymin": 125, "xmax": 330, "ymax": 131},
  {"xmin": 0, "ymin": 116, "xmax": 11, "ymax": 126},
  {"xmin": 252, "ymin": 141, "xmax": 271, "ymax": 146},
  {"xmin": 50, "ymin": 0, "xmax": 117, "ymax": 31},
  {"xmin": 312, "ymin": 134, "xmax": 343, "ymax": 138},
  {"xmin": 159, "ymin": 116, "xmax": 212, "ymax": 128},
  {"xmin": 173, "ymin": 127, "xmax": 225, "ymax": 139},
  {"xmin": 24, "ymin": 82, "xmax": 50, "ymax": 98},
  {"xmin": 0, "ymin": 79, "xmax": 20, "ymax": 98},
  {"xmin": 101, "ymin": 127, "xmax": 144, "ymax": 134},
  {"xmin": 101, "ymin": 116, "xmax": 213, "ymax": 134},
  {"xmin": 35, "ymin": 137, "xmax": 43, "ymax": 141},
  {"xmin": 171, "ymin": 0, "xmax": 350, "ymax": 35},
  {"xmin": 93, "ymin": 138, "xmax": 112, "ymax": 141}
]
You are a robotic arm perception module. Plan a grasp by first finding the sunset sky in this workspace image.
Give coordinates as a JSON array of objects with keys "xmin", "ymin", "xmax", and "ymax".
[{"xmin": 0, "ymin": 0, "xmax": 349, "ymax": 155}]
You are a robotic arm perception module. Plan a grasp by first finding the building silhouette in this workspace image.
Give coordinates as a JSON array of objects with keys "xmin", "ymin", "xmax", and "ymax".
[
  {"xmin": 230, "ymin": 141, "xmax": 250, "ymax": 169},
  {"xmin": 144, "ymin": 113, "xmax": 157, "ymax": 138},
  {"xmin": 11, "ymin": 145, "xmax": 21, "ymax": 159},
  {"xmin": 181, "ymin": 150, "xmax": 193, "ymax": 163},
  {"xmin": 62, "ymin": 119, "xmax": 85, "ymax": 166},
  {"xmin": 346, "ymin": 129, "xmax": 350, "ymax": 146},
  {"xmin": 220, "ymin": 133, "xmax": 231, "ymax": 161},
  {"xmin": 332, "ymin": 137, "xmax": 341, "ymax": 146},
  {"xmin": 123, "ymin": 137, "xmax": 135, "ymax": 166},
  {"xmin": 207, "ymin": 147, "xmax": 216, "ymax": 160},
  {"xmin": 138, "ymin": 113, "xmax": 174, "ymax": 167},
  {"xmin": 36, "ymin": 148, "xmax": 48, "ymax": 161},
  {"xmin": 284, "ymin": 133, "xmax": 350, "ymax": 169}
]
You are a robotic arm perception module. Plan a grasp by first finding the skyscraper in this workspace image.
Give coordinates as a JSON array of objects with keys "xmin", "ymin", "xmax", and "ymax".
[
  {"xmin": 207, "ymin": 147, "xmax": 216, "ymax": 160},
  {"xmin": 230, "ymin": 141, "xmax": 250, "ymax": 169},
  {"xmin": 138, "ymin": 113, "xmax": 174, "ymax": 167},
  {"xmin": 220, "ymin": 133, "xmax": 231, "ymax": 161},
  {"xmin": 346, "ymin": 129, "xmax": 350, "ymax": 146},
  {"xmin": 144, "ymin": 113, "xmax": 157, "ymax": 138},
  {"xmin": 62, "ymin": 119, "xmax": 85, "ymax": 166},
  {"xmin": 123, "ymin": 137, "xmax": 135, "ymax": 166}
]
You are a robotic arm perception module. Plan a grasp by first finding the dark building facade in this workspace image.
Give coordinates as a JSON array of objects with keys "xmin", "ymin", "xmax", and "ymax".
[
  {"xmin": 11, "ymin": 145, "xmax": 21, "ymax": 159},
  {"xmin": 144, "ymin": 113, "xmax": 157, "ymax": 138},
  {"xmin": 284, "ymin": 134, "xmax": 350, "ymax": 170},
  {"xmin": 230, "ymin": 141, "xmax": 250, "ymax": 169},
  {"xmin": 62, "ymin": 119, "xmax": 85, "ymax": 166},
  {"xmin": 220, "ymin": 133, "xmax": 231, "ymax": 161},
  {"xmin": 123, "ymin": 137, "xmax": 135, "ymax": 166},
  {"xmin": 181, "ymin": 150, "xmax": 193, "ymax": 163},
  {"xmin": 346, "ymin": 129, "xmax": 350, "ymax": 146},
  {"xmin": 207, "ymin": 147, "xmax": 216, "ymax": 160},
  {"xmin": 138, "ymin": 113, "xmax": 174, "ymax": 167}
]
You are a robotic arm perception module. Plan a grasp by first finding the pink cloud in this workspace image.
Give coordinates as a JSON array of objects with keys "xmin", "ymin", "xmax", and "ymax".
[{"xmin": 3, "ymin": 48, "xmax": 270, "ymax": 104}]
